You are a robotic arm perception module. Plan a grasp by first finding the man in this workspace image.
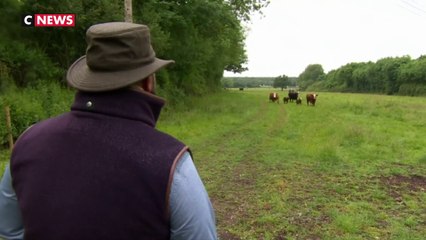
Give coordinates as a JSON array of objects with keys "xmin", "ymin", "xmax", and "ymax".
[{"xmin": 0, "ymin": 22, "xmax": 217, "ymax": 240}]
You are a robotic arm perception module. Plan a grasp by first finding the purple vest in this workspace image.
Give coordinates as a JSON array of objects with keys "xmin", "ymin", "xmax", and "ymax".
[{"xmin": 11, "ymin": 89, "xmax": 187, "ymax": 240}]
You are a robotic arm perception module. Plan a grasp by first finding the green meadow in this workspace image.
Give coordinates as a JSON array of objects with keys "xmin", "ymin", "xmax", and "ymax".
[
  {"xmin": 1, "ymin": 89, "xmax": 425, "ymax": 239},
  {"xmin": 158, "ymin": 89, "xmax": 426, "ymax": 239}
]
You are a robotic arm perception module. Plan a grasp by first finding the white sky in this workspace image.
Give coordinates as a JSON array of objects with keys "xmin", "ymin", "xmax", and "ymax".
[{"xmin": 224, "ymin": 0, "xmax": 426, "ymax": 77}]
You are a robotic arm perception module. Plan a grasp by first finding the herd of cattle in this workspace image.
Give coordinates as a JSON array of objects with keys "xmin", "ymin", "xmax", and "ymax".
[{"xmin": 269, "ymin": 90, "xmax": 318, "ymax": 106}]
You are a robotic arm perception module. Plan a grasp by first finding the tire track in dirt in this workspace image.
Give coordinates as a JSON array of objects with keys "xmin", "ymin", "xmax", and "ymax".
[{"xmin": 202, "ymin": 99, "xmax": 288, "ymax": 239}]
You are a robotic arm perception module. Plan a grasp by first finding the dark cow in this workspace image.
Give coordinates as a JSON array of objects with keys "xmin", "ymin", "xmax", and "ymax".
[
  {"xmin": 283, "ymin": 97, "xmax": 289, "ymax": 104},
  {"xmin": 288, "ymin": 90, "xmax": 299, "ymax": 102},
  {"xmin": 269, "ymin": 92, "xmax": 279, "ymax": 103},
  {"xmin": 239, "ymin": 87, "xmax": 244, "ymax": 91},
  {"xmin": 296, "ymin": 98, "xmax": 302, "ymax": 105},
  {"xmin": 306, "ymin": 93, "xmax": 318, "ymax": 106}
]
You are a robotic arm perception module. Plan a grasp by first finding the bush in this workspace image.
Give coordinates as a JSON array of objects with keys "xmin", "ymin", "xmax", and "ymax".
[
  {"xmin": 0, "ymin": 61, "xmax": 17, "ymax": 94},
  {"xmin": 0, "ymin": 41, "xmax": 63, "ymax": 88},
  {"xmin": 398, "ymin": 83, "xmax": 426, "ymax": 96},
  {"xmin": 0, "ymin": 82, "xmax": 74, "ymax": 147}
]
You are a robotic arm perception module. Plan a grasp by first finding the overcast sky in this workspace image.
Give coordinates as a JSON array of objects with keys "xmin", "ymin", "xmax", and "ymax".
[{"xmin": 224, "ymin": 0, "xmax": 426, "ymax": 77}]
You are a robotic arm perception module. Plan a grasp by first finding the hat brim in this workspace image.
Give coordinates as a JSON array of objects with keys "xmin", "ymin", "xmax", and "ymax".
[{"xmin": 66, "ymin": 56, "xmax": 174, "ymax": 92}]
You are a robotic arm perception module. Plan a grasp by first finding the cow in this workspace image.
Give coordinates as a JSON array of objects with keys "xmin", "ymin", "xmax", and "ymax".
[
  {"xmin": 296, "ymin": 97, "xmax": 302, "ymax": 105},
  {"xmin": 306, "ymin": 93, "xmax": 318, "ymax": 106},
  {"xmin": 283, "ymin": 97, "xmax": 289, "ymax": 104},
  {"xmin": 269, "ymin": 92, "xmax": 279, "ymax": 103},
  {"xmin": 239, "ymin": 87, "xmax": 244, "ymax": 91},
  {"xmin": 288, "ymin": 90, "xmax": 299, "ymax": 102}
]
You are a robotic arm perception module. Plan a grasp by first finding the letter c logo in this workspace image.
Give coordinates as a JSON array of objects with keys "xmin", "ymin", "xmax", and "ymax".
[
  {"xmin": 22, "ymin": 14, "xmax": 34, "ymax": 26},
  {"xmin": 24, "ymin": 15, "xmax": 32, "ymax": 25}
]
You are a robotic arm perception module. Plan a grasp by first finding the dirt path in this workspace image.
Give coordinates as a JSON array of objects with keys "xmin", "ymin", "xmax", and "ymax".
[{"xmin": 198, "ymin": 100, "xmax": 288, "ymax": 239}]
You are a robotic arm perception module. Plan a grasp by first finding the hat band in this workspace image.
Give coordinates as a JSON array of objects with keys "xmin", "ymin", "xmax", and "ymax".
[{"xmin": 87, "ymin": 51, "xmax": 156, "ymax": 71}]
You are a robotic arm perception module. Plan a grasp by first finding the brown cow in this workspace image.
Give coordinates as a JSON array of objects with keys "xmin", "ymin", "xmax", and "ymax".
[
  {"xmin": 306, "ymin": 93, "xmax": 318, "ymax": 106},
  {"xmin": 269, "ymin": 92, "xmax": 279, "ymax": 103}
]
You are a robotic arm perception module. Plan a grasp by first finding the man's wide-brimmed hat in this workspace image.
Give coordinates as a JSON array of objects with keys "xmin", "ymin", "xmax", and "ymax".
[{"xmin": 67, "ymin": 22, "xmax": 174, "ymax": 92}]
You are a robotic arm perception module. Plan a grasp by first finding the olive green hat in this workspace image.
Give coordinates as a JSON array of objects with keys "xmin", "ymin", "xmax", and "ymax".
[{"xmin": 67, "ymin": 22, "xmax": 174, "ymax": 92}]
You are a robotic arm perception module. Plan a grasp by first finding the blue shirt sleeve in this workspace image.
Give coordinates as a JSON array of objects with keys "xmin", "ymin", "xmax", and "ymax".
[
  {"xmin": 0, "ymin": 165, "xmax": 24, "ymax": 240},
  {"xmin": 170, "ymin": 152, "xmax": 217, "ymax": 240}
]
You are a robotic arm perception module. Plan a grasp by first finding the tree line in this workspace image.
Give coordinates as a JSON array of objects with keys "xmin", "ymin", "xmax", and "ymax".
[
  {"xmin": 225, "ymin": 55, "xmax": 426, "ymax": 97},
  {"xmin": 0, "ymin": 0, "xmax": 269, "ymax": 97},
  {"xmin": 277, "ymin": 56, "xmax": 426, "ymax": 96},
  {"xmin": 222, "ymin": 77, "xmax": 274, "ymax": 88},
  {"xmin": 222, "ymin": 76, "xmax": 298, "ymax": 89}
]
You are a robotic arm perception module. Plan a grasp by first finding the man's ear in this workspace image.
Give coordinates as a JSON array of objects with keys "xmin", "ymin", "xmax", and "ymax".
[{"xmin": 141, "ymin": 75, "xmax": 155, "ymax": 93}]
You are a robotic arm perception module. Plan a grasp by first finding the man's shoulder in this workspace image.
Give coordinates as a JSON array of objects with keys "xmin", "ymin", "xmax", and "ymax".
[
  {"xmin": 151, "ymin": 128, "xmax": 187, "ymax": 148},
  {"xmin": 17, "ymin": 113, "xmax": 70, "ymax": 139}
]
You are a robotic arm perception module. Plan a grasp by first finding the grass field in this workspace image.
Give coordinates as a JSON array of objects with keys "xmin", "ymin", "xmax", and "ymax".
[
  {"xmin": 1, "ymin": 89, "xmax": 425, "ymax": 239},
  {"xmin": 158, "ymin": 89, "xmax": 426, "ymax": 239}
]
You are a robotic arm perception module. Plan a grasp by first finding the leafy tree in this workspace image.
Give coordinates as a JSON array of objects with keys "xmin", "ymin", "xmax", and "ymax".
[
  {"xmin": 221, "ymin": 78, "xmax": 234, "ymax": 88},
  {"xmin": 397, "ymin": 56, "xmax": 426, "ymax": 96},
  {"xmin": 352, "ymin": 62, "xmax": 374, "ymax": 92},
  {"xmin": 227, "ymin": 0, "xmax": 270, "ymax": 21},
  {"xmin": 273, "ymin": 75, "xmax": 289, "ymax": 91},
  {"xmin": 133, "ymin": 0, "xmax": 255, "ymax": 94},
  {"xmin": 20, "ymin": 0, "xmax": 124, "ymax": 70},
  {"xmin": 0, "ymin": 42, "xmax": 62, "ymax": 87},
  {"xmin": 0, "ymin": 0, "xmax": 64, "ymax": 87},
  {"xmin": 374, "ymin": 56, "xmax": 411, "ymax": 95},
  {"xmin": 297, "ymin": 64, "xmax": 325, "ymax": 90},
  {"xmin": 0, "ymin": 0, "xmax": 23, "ymax": 90},
  {"xmin": 0, "ymin": 0, "xmax": 21, "ymax": 42},
  {"xmin": 0, "ymin": 0, "xmax": 270, "ymax": 97}
]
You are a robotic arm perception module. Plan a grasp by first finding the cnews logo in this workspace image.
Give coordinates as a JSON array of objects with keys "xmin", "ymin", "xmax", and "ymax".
[{"xmin": 22, "ymin": 14, "xmax": 76, "ymax": 27}]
